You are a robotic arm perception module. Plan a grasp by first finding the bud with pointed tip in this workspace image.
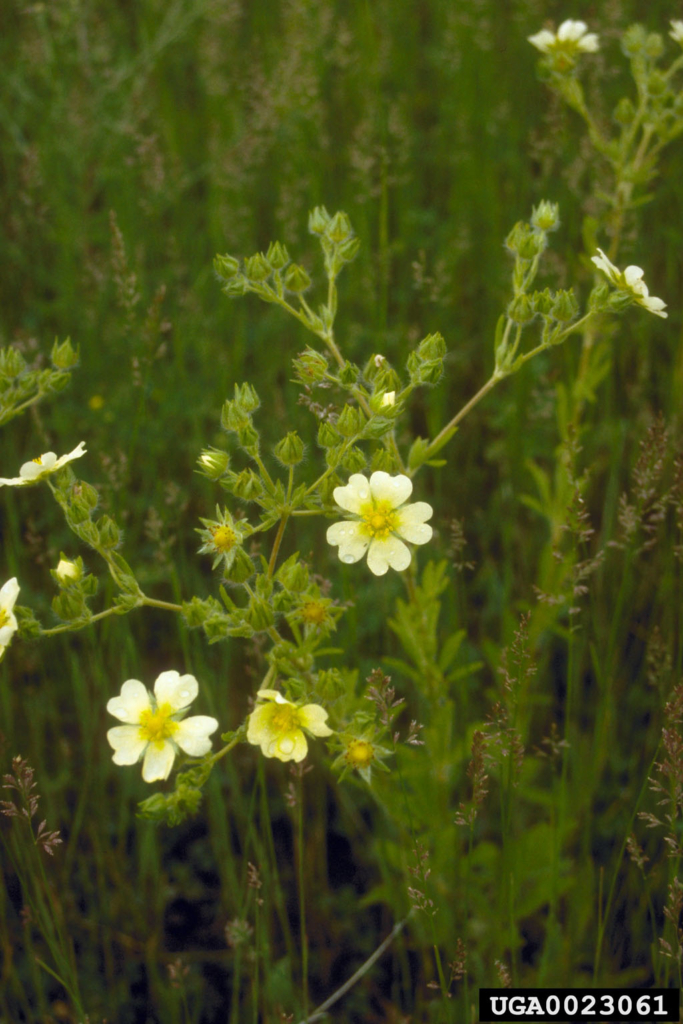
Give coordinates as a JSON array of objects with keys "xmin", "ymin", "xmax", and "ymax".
[{"xmin": 283, "ymin": 264, "xmax": 312, "ymax": 293}]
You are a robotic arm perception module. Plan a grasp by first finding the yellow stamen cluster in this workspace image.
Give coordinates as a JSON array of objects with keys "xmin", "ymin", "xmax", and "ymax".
[
  {"xmin": 301, "ymin": 601, "xmax": 328, "ymax": 626},
  {"xmin": 360, "ymin": 501, "xmax": 398, "ymax": 540},
  {"xmin": 270, "ymin": 705, "xmax": 299, "ymax": 733},
  {"xmin": 345, "ymin": 739, "xmax": 374, "ymax": 768},
  {"xmin": 138, "ymin": 703, "xmax": 179, "ymax": 748},
  {"xmin": 32, "ymin": 457, "xmax": 43, "ymax": 465},
  {"xmin": 212, "ymin": 525, "xmax": 237, "ymax": 553},
  {"xmin": 0, "ymin": 610, "xmax": 8, "ymax": 628}
]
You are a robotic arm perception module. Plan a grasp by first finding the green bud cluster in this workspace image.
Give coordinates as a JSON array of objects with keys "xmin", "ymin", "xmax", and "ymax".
[
  {"xmin": 0, "ymin": 338, "xmax": 78, "ymax": 428},
  {"xmin": 406, "ymin": 332, "xmax": 447, "ymax": 385}
]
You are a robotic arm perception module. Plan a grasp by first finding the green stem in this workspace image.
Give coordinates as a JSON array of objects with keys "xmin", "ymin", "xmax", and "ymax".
[
  {"xmin": 268, "ymin": 514, "xmax": 289, "ymax": 577},
  {"xmin": 297, "ymin": 774, "xmax": 309, "ymax": 1020}
]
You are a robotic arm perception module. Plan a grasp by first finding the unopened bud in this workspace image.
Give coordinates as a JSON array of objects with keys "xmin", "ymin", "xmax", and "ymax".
[
  {"xmin": 326, "ymin": 211, "xmax": 353, "ymax": 243},
  {"xmin": 55, "ymin": 557, "xmax": 81, "ymax": 585},
  {"xmin": 508, "ymin": 295, "xmax": 535, "ymax": 324},
  {"xmin": 274, "ymin": 431, "xmax": 305, "ymax": 466},
  {"xmin": 198, "ymin": 448, "xmax": 230, "ymax": 479},
  {"xmin": 244, "ymin": 253, "xmax": 271, "ymax": 282},
  {"xmin": 293, "ymin": 347, "xmax": 329, "ymax": 384},
  {"xmin": 283, "ymin": 264, "xmax": 312, "ymax": 293},
  {"xmin": 308, "ymin": 206, "xmax": 331, "ymax": 234},
  {"xmin": 266, "ymin": 241, "xmax": 289, "ymax": 270},
  {"xmin": 51, "ymin": 337, "xmax": 79, "ymax": 370},
  {"xmin": 336, "ymin": 405, "xmax": 362, "ymax": 437},
  {"xmin": 531, "ymin": 201, "xmax": 560, "ymax": 232},
  {"xmin": 341, "ymin": 446, "xmax": 367, "ymax": 473},
  {"xmin": 214, "ymin": 254, "xmax": 240, "ymax": 279}
]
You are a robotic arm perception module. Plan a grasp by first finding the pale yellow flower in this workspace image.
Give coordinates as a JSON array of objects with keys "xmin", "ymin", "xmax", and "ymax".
[
  {"xmin": 592, "ymin": 248, "xmax": 668, "ymax": 318},
  {"xmin": 0, "ymin": 578, "xmax": 20, "ymax": 662},
  {"xmin": 247, "ymin": 689, "xmax": 332, "ymax": 763},
  {"xmin": 55, "ymin": 558, "xmax": 80, "ymax": 583},
  {"xmin": 0, "ymin": 441, "xmax": 86, "ymax": 487},
  {"xmin": 107, "ymin": 670, "xmax": 218, "ymax": 782},
  {"xmin": 327, "ymin": 471, "xmax": 433, "ymax": 576},
  {"xmin": 528, "ymin": 19, "xmax": 599, "ymax": 54},
  {"xmin": 670, "ymin": 20, "xmax": 683, "ymax": 45}
]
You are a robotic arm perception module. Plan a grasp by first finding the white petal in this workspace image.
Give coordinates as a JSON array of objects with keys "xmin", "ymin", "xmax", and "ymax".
[
  {"xmin": 19, "ymin": 460, "xmax": 50, "ymax": 481},
  {"xmin": 671, "ymin": 21, "xmax": 683, "ymax": 43},
  {"xmin": 367, "ymin": 536, "xmax": 411, "ymax": 575},
  {"xmin": 107, "ymin": 679, "xmax": 150, "ymax": 722},
  {"xmin": 0, "ymin": 577, "xmax": 19, "ymax": 611},
  {"xmin": 332, "ymin": 474, "xmax": 370, "ymax": 513},
  {"xmin": 396, "ymin": 520, "xmax": 433, "ymax": 545},
  {"xmin": 0, "ymin": 621, "xmax": 17, "ymax": 645},
  {"xmin": 299, "ymin": 705, "xmax": 333, "ymax": 737},
  {"xmin": 107, "ymin": 725, "xmax": 147, "ymax": 765},
  {"xmin": 578, "ymin": 33, "xmax": 599, "ymax": 52},
  {"xmin": 592, "ymin": 248, "xmax": 619, "ymax": 282},
  {"xmin": 558, "ymin": 20, "xmax": 587, "ymax": 41},
  {"xmin": 327, "ymin": 521, "xmax": 369, "ymax": 564},
  {"xmin": 0, "ymin": 476, "xmax": 25, "ymax": 487},
  {"xmin": 623, "ymin": 265, "xmax": 645, "ymax": 288},
  {"xmin": 154, "ymin": 670, "xmax": 198, "ymax": 710},
  {"xmin": 397, "ymin": 501, "xmax": 433, "ymax": 526},
  {"xmin": 142, "ymin": 742, "xmax": 176, "ymax": 782},
  {"xmin": 528, "ymin": 29, "xmax": 555, "ymax": 51},
  {"xmin": 369, "ymin": 471, "xmax": 412, "ymax": 508},
  {"xmin": 175, "ymin": 716, "xmax": 219, "ymax": 756},
  {"xmin": 640, "ymin": 296, "xmax": 668, "ymax": 318},
  {"xmin": 54, "ymin": 441, "xmax": 87, "ymax": 468}
]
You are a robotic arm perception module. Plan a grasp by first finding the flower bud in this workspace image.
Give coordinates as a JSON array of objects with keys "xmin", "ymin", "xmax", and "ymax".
[
  {"xmin": 52, "ymin": 591, "xmax": 85, "ymax": 621},
  {"xmin": 371, "ymin": 447, "xmax": 401, "ymax": 472},
  {"xmin": 54, "ymin": 556, "xmax": 82, "ymax": 585},
  {"xmin": 198, "ymin": 448, "xmax": 230, "ymax": 479},
  {"xmin": 213, "ymin": 254, "xmax": 240, "ymax": 279},
  {"xmin": 318, "ymin": 421, "xmax": 341, "ymax": 448},
  {"xmin": 336, "ymin": 236, "xmax": 360, "ymax": 263},
  {"xmin": 381, "ymin": 391, "xmax": 396, "ymax": 408},
  {"xmin": 508, "ymin": 295, "xmax": 535, "ymax": 324},
  {"xmin": 613, "ymin": 97, "xmax": 635, "ymax": 125},
  {"xmin": 338, "ymin": 361, "xmax": 359, "ymax": 386},
  {"xmin": 222, "ymin": 275, "xmax": 248, "ymax": 297},
  {"xmin": 237, "ymin": 422, "xmax": 260, "ymax": 451},
  {"xmin": 0, "ymin": 346, "xmax": 26, "ymax": 378},
  {"xmin": 244, "ymin": 253, "xmax": 271, "ymax": 282},
  {"xmin": 283, "ymin": 263, "xmax": 312, "ymax": 293},
  {"xmin": 621, "ymin": 24, "xmax": 647, "ymax": 57},
  {"xmin": 341, "ymin": 445, "xmax": 366, "ymax": 473},
  {"xmin": 247, "ymin": 596, "xmax": 274, "ymax": 631},
  {"xmin": 274, "ymin": 431, "xmax": 305, "ymax": 466},
  {"xmin": 326, "ymin": 211, "xmax": 353, "ymax": 243},
  {"xmin": 97, "ymin": 515, "xmax": 121, "ymax": 549},
  {"xmin": 532, "ymin": 288, "xmax": 555, "ymax": 316},
  {"xmin": 417, "ymin": 332, "xmax": 447, "ymax": 360},
  {"xmin": 308, "ymin": 205, "xmax": 331, "ymax": 234},
  {"xmin": 647, "ymin": 70, "xmax": 666, "ymax": 96},
  {"xmin": 224, "ymin": 546, "xmax": 255, "ymax": 584},
  {"xmin": 550, "ymin": 289, "xmax": 578, "ymax": 322},
  {"xmin": 230, "ymin": 468, "xmax": 264, "ymax": 501},
  {"xmin": 235, "ymin": 382, "xmax": 260, "ymax": 413},
  {"xmin": 335, "ymin": 405, "xmax": 362, "ymax": 437},
  {"xmin": 51, "ymin": 337, "xmax": 79, "ymax": 370},
  {"xmin": 531, "ymin": 201, "xmax": 560, "ymax": 232},
  {"xmin": 266, "ymin": 241, "xmax": 289, "ymax": 270},
  {"xmin": 221, "ymin": 400, "xmax": 249, "ymax": 432},
  {"xmin": 645, "ymin": 32, "xmax": 664, "ymax": 59},
  {"xmin": 292, "ymin": 347, "xmax": 329, "ymax": 384}
]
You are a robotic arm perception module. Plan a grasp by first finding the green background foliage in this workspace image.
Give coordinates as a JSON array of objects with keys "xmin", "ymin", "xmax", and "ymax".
[{"xmin": 1, "ymin": 0, "xmax": 683, "ymax": 1021}]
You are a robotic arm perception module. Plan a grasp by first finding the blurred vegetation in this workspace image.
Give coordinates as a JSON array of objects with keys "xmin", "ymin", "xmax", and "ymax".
[{"xmin": 1, "ymin": 0, "xmax": 683, "ymax": 1021}]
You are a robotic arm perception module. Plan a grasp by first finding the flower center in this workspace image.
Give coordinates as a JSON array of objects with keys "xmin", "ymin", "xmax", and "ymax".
[
  {"xmin": 32, "ymin": 457, "xmax": 43, "ymax": 465},
  {"xmin": 360, "ymin": 501, "xmax": 398, "ymax": 540},
  {"xmin": 345, "ymin": 739, "xmax": 374, "ymax": 768},
  {"xmin": 270, "ymin": 705, "xmax": 300, "ymax": 733},
  {"xmin": 301, "ymin": 601, "xmax": 328, "ymax": 626},
  {"xmin": 138, "ymin": 703, "xmax": 179, "ymax": 747},
  {"xmin": 212, "ymin": 525, "xmax": 236, "ymax": 553},
  {"xmin": 0, "ymin": 610, "xmax": 9, "ymax": 629}
]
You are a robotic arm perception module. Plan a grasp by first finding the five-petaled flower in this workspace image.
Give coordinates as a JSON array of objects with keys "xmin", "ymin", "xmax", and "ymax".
[
  {"xmin": 528, "ymin": 19, "xmax": 599, "ymax": 54},
  {"xmin": 327, "ymin": 471, "xmax": 433, "ymax": 576},
  {"xmin": 107, "ymin": 670, "xmax": 218, "ymax": 782},
  {"xmin": 0, "ymin": 441, "xmax": 86, "ymax": 487},
  {"xmin": 591, "ymin": 248, "xmax": 668, "ymax": 318},
  {"xmin": 0, "ymin": 578, "xmax": 20, "ymax": 662},
  {"xmin": 247, "ymin": 689, "xmax": 332, "ymax": 763}
]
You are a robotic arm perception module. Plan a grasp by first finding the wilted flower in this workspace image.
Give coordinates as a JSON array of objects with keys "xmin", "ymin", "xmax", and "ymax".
[
  {"xmin": 196, "ymin": 506, "xmax": 250, "ymax": 570},
  {"xmin": 0, "ymin": 578, "xmax": 19, "ymax": 662},
  {"xmin": 591, "ymin": 248, "xmax": 668, "ymax": 318},
  {"xmin": 247, "ymin": 689, "xmax": 332, "ymax": 763},
  {"xmin": 107, "ymin": 670, "xmax": 218, "ymax": 783},
  {"xmin": 327, "ymin": 471, "xmax": 433, "ymax": 576},
  {"xmin": 0, "ymin": 442, "xmax": 86, "ymax": 487},
  {"xmin": 670, "ymin": 21, "xmax": 683, "ymax": 45},
  {"xmin": 528, "ymin": 19, "xmax": 599, "ymax": 54}
]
